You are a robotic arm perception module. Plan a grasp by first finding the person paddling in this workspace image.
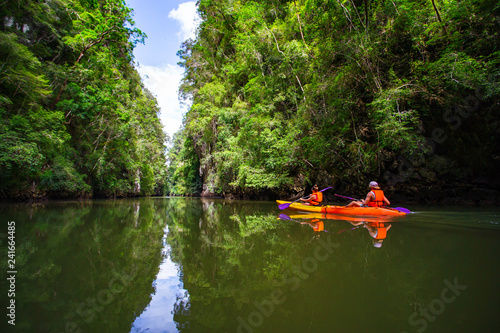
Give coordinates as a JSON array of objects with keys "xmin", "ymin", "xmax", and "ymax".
[
  {"xmin": 300, "ymin": 184, "xmax": 323, "ymax": 206},
  {"xmin": 346, "ymin": 181, "xmax": 390, "ymax": 207},
  {"xmin": 345, "ymin": 219, "xmax": 392, "ymax": 248},
  {"xmin": 364, "ymin": 222, "xmax": 392, "ymax": 248},
  {"xmin": 301, "ymin": 218, "xmax": 325, "ymax": 232}
]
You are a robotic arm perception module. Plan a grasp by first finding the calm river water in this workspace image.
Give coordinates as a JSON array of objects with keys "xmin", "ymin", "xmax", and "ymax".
[{"xmin": 1, "ymin": 197, "xmax": 499, "ymax": 333}]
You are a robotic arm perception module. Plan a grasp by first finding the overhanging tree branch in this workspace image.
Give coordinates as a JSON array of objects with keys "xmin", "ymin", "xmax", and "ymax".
[
  {"xmin": 53, "ymin": 28, "xmax": 117, "ymax": 109},
  {"xmin": 431, "ymin": 0, "xmax": 448, "ymax": 34}
]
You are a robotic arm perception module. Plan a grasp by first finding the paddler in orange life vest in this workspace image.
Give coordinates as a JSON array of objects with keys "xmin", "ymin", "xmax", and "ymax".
[
  {"xmin": 346, "ymin": 181, "xmax": 390, "ymax": 208},
  {"xmin": 346, "ymin": 217, "xmax": 392, "ymax": 248},
  {"xmin": 364, "ymin": 222, "xmax": 392, "ymax": 248},
  {"xmin": 301, "ymin": 218, "xmax": 325, "ymax": 232},
  {"xmin": 300, "ymin": 184, "xmax": 323, "ymax": 206}
]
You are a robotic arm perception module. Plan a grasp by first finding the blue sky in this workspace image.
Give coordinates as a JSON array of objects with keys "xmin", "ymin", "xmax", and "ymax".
[{"xmin": 125, "ymin": 0, "xmax": 200, "ymax": 138}]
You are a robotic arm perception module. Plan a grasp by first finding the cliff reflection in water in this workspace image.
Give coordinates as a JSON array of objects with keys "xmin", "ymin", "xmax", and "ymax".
[
  {"xmin": 1, "ymin": 198, "xmax": 499, "ymax": 333},
  {"xmin": 163, "ymin": 199, "xmax": 405, "ymax": 331},
  {"xmin": 162, "ymin": 197, "xmax": 300, "ymax": 332},
  {"xmin": 0, "ymin": 199, "xmax": 167, "ymax": 333}
]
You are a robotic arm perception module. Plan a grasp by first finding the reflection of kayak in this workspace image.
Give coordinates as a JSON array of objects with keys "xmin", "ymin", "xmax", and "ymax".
[
  {"xmin": 276, "ymin": 200, "xmax": 406, "ymax": 216},
  {"xmin": 281, "ymin": 212, "xmax": 397, "ymax": 223}
]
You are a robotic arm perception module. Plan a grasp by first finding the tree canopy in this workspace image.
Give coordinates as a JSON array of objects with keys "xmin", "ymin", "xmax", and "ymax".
[
  {"xmin": 0, "ymin": 0, "xmax": 167, "ymax": 199},
  {"xmin": 2, "ymin": 0, "xmax": 499, "ymax": 202},
  {"xmin": 170, "ymin": 0, "xmax": 500, "ymax": 201}
]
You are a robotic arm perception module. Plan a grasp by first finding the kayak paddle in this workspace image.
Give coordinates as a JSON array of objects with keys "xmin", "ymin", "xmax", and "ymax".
[
  {"xmin": 278, "ymin": 187, "xmax": 333, "ymax": 210},
  {"xmin": 383, "ymin": 206, "xmax": 411, "ymax": 214},
  {"xmin": 278, "ymin": 197, "xmax": 308, "ymax": 210},
  {"xmin": 335, "ymin": 194, "xmax": 360, "ymax": 201},
  {"xmin": 335, "ymin": 194, "xmax": 411, "ymax": 214}
]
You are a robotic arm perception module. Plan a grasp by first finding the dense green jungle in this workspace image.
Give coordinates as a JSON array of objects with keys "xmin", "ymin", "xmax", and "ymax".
[
  {"xmin": 1, "ymin": 0, "xmax": 166, "ymax": 200},
  {"xmin": 1, "ymin": 0, "xmax": 500, "ymax": 204}
]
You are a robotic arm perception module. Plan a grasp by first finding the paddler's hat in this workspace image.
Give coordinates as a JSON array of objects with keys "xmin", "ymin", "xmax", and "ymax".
[{"xmin": 369, "ymin": 181, "xmax": 379, "ymax": 188}]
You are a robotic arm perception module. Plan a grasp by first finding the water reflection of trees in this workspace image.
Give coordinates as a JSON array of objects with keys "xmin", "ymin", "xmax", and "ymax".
[
  {"xmin": 3, "ymin": 199, "xmax": 498, "ymax": 332},
  {"xmin": 164, "ymin": 198, "xmax": 324, "ymax": 331},
  {"xmin": 166, "ymin": 200, "xmax": 475, "ymax": 332},
  {"xmin": 0, "ymin": 199, "xmax": 168, "ymax": 333}
]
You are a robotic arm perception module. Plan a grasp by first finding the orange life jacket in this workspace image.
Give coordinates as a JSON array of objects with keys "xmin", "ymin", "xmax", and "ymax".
[
  {"xmin": 310, "ymin": 191, "xmax": 323, "ymax": 206},
  {"xmin": 368, "ymin": 189, "xmax": 385, "ymax": 207},
  {"xmin": 311, "ymin": 219, "xmax": 324, "ymax": 232},
  {"xmin": 370, "ymin": 222, "xmax": 388, "ymax": 240}
]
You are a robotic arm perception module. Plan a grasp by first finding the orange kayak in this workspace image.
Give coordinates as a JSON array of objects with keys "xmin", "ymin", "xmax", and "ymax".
[
  {"xmin": 276, "ymin": 200, "xmax": 407, "ymax": 216},
  {"xmin": 280, "ymin": 212, "xmax": 397, "ymax": 223}
]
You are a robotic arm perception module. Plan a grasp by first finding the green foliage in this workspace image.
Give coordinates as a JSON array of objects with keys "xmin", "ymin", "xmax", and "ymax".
[
  {"xmin": 0, "ymin": 32, "xmax": 51, "ymax": 106},
  {"xmin": 39, "ymin": 156, "xmax": 91, "ymax": 196},
  {"xmin": 0, "ymin": 0, "xmax": 166, "ymax": 199},
  {"xmin": 0, "ymin": 131, "xmax": 44, "ymax": 186},
  {"xmin": 167, "ymin": 132, "xmax": 202, "ymax": 195},
  {"xmin": 170, "ymin": 0, "xmax": 500, "ymax": 196},
  {"xmin": 369, "ymin": 83, "xmax": 424, "ymax": 152},
  {"xmin": 0, "ymin": 198, "xmax": 167, "ymax": 331}
]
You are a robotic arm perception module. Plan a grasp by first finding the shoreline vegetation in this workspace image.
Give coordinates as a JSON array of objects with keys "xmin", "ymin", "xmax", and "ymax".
[{"xmin": 1, "ymin": 1, "xmax": 499, "ymax": 206}]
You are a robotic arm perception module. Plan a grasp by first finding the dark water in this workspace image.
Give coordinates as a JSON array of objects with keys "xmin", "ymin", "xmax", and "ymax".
[{"xmin": 1, "ymin": 197, "xmax": 499, "ymax": 333}]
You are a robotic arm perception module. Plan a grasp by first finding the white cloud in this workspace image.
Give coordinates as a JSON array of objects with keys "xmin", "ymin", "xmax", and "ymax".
[
  {"xmin": 137, "ymin": 64, "xmax": 188, "ymax": 138},
  {"xmin": 134, "ymin": 2, "xmax": 200, "ymax": 139},
  {"xmin": 168, "ymin": 1, "xmax": 201, "ymax": 41}
]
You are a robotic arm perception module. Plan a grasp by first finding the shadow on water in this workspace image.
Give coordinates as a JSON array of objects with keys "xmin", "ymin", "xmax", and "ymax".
[{"xmin": 1, "ymin": 198, "xmax": 499, "ymax": 333}]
